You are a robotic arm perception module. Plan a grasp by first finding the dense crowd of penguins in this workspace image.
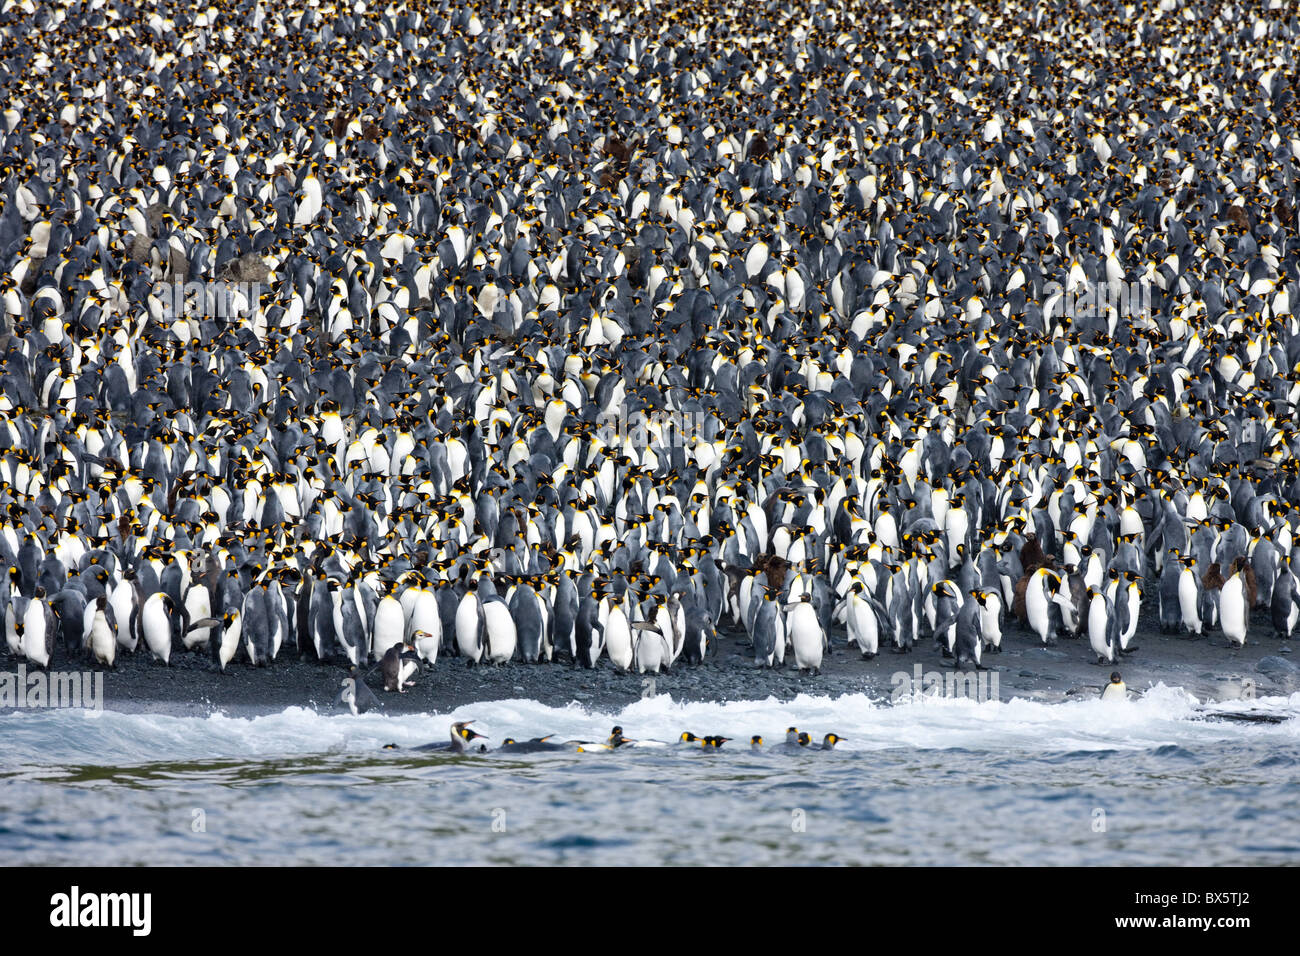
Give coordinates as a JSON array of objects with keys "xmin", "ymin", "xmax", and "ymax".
[{"xmin": 2, "ymin": 0, "xmax": 1300, "ymax": 693}]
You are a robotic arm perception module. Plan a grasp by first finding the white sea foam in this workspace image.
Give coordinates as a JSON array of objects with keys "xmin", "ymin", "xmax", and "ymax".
[{"xmin": 3, "ymin": 684, "xmax": 1298, "ymax": 766}]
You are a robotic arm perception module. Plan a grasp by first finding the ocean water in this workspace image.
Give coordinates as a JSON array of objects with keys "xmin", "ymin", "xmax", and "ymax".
[{"xmin": 2, "ymin": 685, "xmax": 1298, "ymax": 865}]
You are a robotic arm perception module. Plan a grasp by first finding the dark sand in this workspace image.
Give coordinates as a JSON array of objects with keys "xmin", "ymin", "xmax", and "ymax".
[{"xmin": 10, "ymin": 608, "xmax": 1295, "ymax": 718}]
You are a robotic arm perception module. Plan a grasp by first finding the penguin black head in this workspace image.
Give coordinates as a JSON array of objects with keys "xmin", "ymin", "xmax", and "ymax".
[
  {"xmin": 453, "ymin": 721, "xmax": 486, "ymax": 742},
  {"xmin": 751, "ymin": 735, "xmax": 764, "ymax": 747},
  {"xmin": 1109, "ymin": 672, "xmax": 1123, "ymax": 685},
  {"xmin": 821, "ymin": 733, "xmax": 846, "ymax": 750},
  {"xmin": 701, "ymin": 736, "xmax": 730, "ymax": 748},
  {"xmin": 680, "ymin": 731, "xmax": 698, "ymax": 743},
  {"xmin": 797, "ymin": 732, "xmax": 812, "ymax": 747}
]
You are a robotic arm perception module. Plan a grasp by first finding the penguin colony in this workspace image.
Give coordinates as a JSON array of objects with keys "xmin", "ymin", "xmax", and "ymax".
[{"xmin": 2, "ymin": 0, "xmax": 1300, "ymax": 693}]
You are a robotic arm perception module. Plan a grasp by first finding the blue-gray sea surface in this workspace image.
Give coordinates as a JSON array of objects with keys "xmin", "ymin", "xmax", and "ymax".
[{"xmin": 2, "ymin": 685, "xmax": 1297, "ymax": 865}]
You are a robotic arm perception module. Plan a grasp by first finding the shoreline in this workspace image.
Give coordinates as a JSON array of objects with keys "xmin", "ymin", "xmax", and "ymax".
[{"xmin": 3, "ymin": 614, "xmax": 1294, "ymax": 719}]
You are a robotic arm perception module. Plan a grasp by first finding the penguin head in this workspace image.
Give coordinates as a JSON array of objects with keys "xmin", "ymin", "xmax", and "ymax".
[
  {"xmin": 822, "ymin": 733, "xmax": 846, "ymax": 748},
  {"xmin": 1109, "ymin": 672, "xmax": 1123, "ymax": 685},
  {"xmin": 750, "ymin": 735, "xmax": 764, "ymax": 747},
  {"xmin": 453, "ymin": 721, "xmax": 486, "ymax": 742},
  {"xmin": 797, "ymin": 732, "xmax": 812, "ymax": 747},
  {"xmin": 680, "ymin": 731, "xmax": 698, "ymax": 743}
]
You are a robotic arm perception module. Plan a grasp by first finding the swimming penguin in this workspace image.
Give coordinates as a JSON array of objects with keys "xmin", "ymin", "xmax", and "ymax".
[
  {"xmin": 408, "ymin": 721, "xmax": 487, "ymax": 753},
  {"xmin": 381, "ymin": 640, "xmax": 420, "ymax": 692},
  {"xmin": 1100, "ymin": 672, "xmax": 1127, "ymax": 702},
  {"xmin": 771, "ymin": 727, "xmax": 808, "ymax": 753},
  {"xmin": 819, "ymin": 733, "xmax": 846, "ymax": 751},
  {"xmin": 576, "ymin": 726, "xmax": 638, "ymax": 752},
  {"xmin": 496, "ymin": 735, "xmax": 568, "ymax": 754}
]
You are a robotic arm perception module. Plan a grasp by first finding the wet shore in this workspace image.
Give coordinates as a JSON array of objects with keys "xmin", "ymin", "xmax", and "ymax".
[{"xmin": 5, "ymin": 609, "xmax": 1294, "ymax": 719}]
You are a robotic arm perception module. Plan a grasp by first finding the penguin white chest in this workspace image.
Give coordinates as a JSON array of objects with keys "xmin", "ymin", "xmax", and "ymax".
[{"xmin": 788, "ymin": 603, "xmax": 823, "ymax": 672}]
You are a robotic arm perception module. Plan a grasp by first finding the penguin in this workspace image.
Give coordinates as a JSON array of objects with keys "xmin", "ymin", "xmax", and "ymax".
[
  {"xmin": 20, "ymin": 588, "xmax": 57, "ymax": 669},
  {"xmin": 1271, "ymin": 557, "xmax": 1298, "ymax": 640},
  {"xmin": 213, "ymin": 609, "xmax": 242, "ymax": 672},
  {"xmin": 1024, "ymin": 568, "xmax": 1060, "ymax": 644},
  {"xmin": 785, "ymin": 594, "xmax": 824, "ymax": 675},
  {"xmin": 843, "ymin": 580, "xmax": 883, "ymax": 658},
  {"xmin": 972, "ymin": 588, "xmax": 1003, "ymax": 652},
  {"xmin": 337, "ymin": 671, "xmax": 380, "ymax": 715},
  {"xmin": 496, "ymin": 735, "xmax": 568, "ymax": 754},
  {"xmin": 455, "ymin": 582, "xmax": 485, "ymax": 665},
  {"xmin": 85, "ymin": 593, "xmax": 118, "ymax": 667},
  {"xmin": 750, "ymin": 735, "xmax": 765, "ymax": 751},
  {"xmin": 819, "ymin": 733, "xmax": 846, "ymax": 751},
  {"xmin": 371, "ymin": 592, "xmax": 406, "ymax": 662},
  {"xmin": 381, "ymin": 639, "xmax": 420, "ymax": 692},
  {"xmin": 1177, "ymin": 557, "xmax": 1203, "ymax": 636},
  {"xmin": 1084, "ymin": 587, "xmax": 1116, "ymax": 665},
  {"xmin": 952, "ymin": 597, "xmax": 983, "ymax": 670},
  {"xmin": 133, "ymin": 589, "xmax": 182, "ymax": 665},
  {"xmin": 602, "ymin": 597, "xmax": 634, "ymax": 672},
  {"xmin": 700, "ymin": 736, "xmax": 731, "ymax": 749},
  {"xmin": 632, "ymin": 621, "xmax": 670, "ymax": 674},
  {"xmin": 1100, "ymin": 672, "xmax": 1127, "ymax": 702},
  {"xmin": 1157, "ymin": 552, "xmax": 1183, "ymax": 633},
  {"xmin": 410, "ymin": 628, "xmax": 440, "ymax": 666},
  {"xmin": 771, "ymin": 727, "xmax": 806, "ymax": 753},
  {"xmin": 750, "ymin": 585, "xmax": 785, "ymax": 667},
  {"xmin": 480, "ymin": 595, "xmax": 517, "ymax": 664},
  {"xmin": 1220, "ymin": 570, "xmax": 1248, "ymax": 648},
  {"xmin": 410, "ymin": 721, "xmax": 488, "ymax": 753}
]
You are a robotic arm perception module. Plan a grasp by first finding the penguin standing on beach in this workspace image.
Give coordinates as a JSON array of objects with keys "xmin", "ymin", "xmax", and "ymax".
[
  {"xmin": 1084, "ymin": 587, "xmax": 1116, "ymax": 665},
  {"xmin": 85, "ymin": 594, "xmax": 118, "ymax": 667},
  {"xmin": 1272, "ymin": 557, "xmax": 1297, "ymax": 640},
  {"xmin": 786, "ymin": 594, "xmax": 824, "ymax": 675},
  {"xmin": 1219, "ymin": 568, "xmax": 1248, "ymax": 648},
  {"xmin": 381, "ymin": 639, "xmax": 420, "ymax": 692}
]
